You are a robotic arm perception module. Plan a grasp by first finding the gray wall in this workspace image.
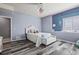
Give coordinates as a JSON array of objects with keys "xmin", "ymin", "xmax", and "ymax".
[
  {"xmin": 0, "ymin": 8, "xmax": 41, "ymax": 41},
  {"xmin": 42, "ymin": 15, "xmax": 79, "ymax": 42},
  {"xmin": 54, "ymin": 31, "xmax": 79, "ymax": 42},
  {"xmin": 12, "ymin": 12, "xmax": 41, "ymax": 41},
  {"xmin": 41, "ymin": 16, "xmax": 53, "ymax": 33}
]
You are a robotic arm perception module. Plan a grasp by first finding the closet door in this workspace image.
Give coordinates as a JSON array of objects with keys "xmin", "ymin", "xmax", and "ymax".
[{"xmin": 0, "ymin": 18, "xmax": 11, "ymax": 38}]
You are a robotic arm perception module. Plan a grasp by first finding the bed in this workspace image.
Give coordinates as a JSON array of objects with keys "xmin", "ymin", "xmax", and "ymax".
[{"xmin": 25, "ymin": 25, "xmax": 56, "ymax": 47}]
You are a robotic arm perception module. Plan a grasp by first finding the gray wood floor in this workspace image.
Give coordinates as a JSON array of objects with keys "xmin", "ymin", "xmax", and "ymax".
[{"xmin": 1, "ymin": 40, "xmax": 79, "ymax": 55}]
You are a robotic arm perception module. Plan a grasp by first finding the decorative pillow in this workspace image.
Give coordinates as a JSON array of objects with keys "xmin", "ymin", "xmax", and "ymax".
[
  {"xmin": 28, "ymin": 29, "xmax": 35, "ymax": 33},
  {"xmin": 35, "ymin": 30, "xmax": 39, "ymax": 33},
  {"xmin": 30, "ymin": 29, "xmax": 32, "ymax": 33},
  {"xmin": 27, "ymin": 25, "xmax": 39, "ymax": 33}
]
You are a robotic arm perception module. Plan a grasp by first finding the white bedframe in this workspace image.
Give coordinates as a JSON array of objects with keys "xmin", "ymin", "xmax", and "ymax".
[
  {"xmin": 26, "ymin": 25, "xmax": 56, "ymax": 47},
  {"xmin": 27, "ymin": 33, "xmax": 56, "ymax": 46}
]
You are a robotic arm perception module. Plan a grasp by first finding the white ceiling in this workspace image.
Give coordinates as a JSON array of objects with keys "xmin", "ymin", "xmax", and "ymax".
[
  {"xmin": 41, "ymin": 3, "xmax": 79, "ymax": 17},
  {"xmin": 1, "ymin": 3, "xmax": 79, "ymax": 17},
  {"xmin": 0, "ymin": 3, "xmax": 14, "ymax": 11},
  {"xmin": 5, "ymin": 3, "xmax": 40, "ymax": 17}
]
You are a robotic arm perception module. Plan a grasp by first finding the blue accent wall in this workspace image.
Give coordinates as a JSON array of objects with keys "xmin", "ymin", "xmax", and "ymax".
[{"xmin": 52, "ymin": 7, "xmax": 79, "ymax": 31}]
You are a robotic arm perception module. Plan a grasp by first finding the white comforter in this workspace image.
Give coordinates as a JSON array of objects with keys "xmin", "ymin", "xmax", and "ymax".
[{"xmin": 27, "ymin": 32, "xmax": 52, "ymax": 47}]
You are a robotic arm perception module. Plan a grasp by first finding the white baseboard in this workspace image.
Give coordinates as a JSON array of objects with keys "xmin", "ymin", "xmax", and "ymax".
[{"xmin": 11, "ymin": 37, "xmax": 26, "ymax": 42}]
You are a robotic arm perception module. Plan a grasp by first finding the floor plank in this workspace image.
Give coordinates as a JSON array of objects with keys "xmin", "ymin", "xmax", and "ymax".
[{"xmin": 2, "ymin": 40, "xmax": 79, "ymax": 55}]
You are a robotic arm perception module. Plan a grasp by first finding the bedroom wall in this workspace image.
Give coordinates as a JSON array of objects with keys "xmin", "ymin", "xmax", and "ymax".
[
  {"xmin": 53, "ymin": 7, "xmax": 79, "ymax": 31},
  {"xmin": 41, "ymin": 16, "xmax": 53, "ymax": 33},
  {"xmin": 0, "ymin": 8, "xmax": 41, "ymax": 41},
  {"xmin": 41, "ymin": 7, "xmax": 79, "ymax": 42},
  {"xmin": 54, "ymin": 31, "xmax": 79, "ymax": 42},
  {"xmin": 42, "ymin": 16, "xmax": 79, "ymax": 42},
  {"xmin": 12, "ymin": 12, "xmax": 41, "ymax": 41}
]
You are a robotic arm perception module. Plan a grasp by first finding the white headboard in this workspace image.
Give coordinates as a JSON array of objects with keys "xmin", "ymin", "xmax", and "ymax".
[{"xmin": 25, "ymin": 25, "xmax": 39, "ymax": 33}]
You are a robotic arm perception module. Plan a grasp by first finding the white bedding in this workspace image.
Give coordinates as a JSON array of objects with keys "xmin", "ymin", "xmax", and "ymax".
[
  {"xmin": 38, "ymin": 33, "xmax": 51, "ymax": 39},
  {"xmin": 27, "ymin": 33, "xmax": 41, "ymax": 43},
  {"xmin": 26, "ymin": 25, "xmax": 56, "ymax": 47},
  {"xmin": 27, "ymin": 32, "xmax": 51, "ymax": 42},
  {"xmin": 27, "ymin": 32, "xmax": 53, "ymax": 47}
]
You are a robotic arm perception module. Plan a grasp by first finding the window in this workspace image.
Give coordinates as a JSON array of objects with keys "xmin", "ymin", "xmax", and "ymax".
[{"xmin": 63, "ymin": 15, "xmax": 79, "ymax": 32}]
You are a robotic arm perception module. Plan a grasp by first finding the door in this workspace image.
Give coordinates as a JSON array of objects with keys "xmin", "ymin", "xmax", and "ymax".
[{"xmin": 0, "ymin": 17, "xmax": 11, "ymax": 43}]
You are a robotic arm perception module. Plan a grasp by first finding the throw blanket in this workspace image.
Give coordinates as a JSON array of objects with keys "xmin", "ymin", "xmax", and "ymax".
[
  {"xmin": 36, "ymin": 36, "xmax": 42, "ymax": 47},
  {"xmin": 35, "ymin": 33, "xmax": 51, "ymax": 47}
]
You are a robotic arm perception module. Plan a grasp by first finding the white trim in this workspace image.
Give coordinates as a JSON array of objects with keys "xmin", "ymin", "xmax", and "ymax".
[{"xmin": 0, "ymin": 16, "xmax": 12, "ymax": 42}]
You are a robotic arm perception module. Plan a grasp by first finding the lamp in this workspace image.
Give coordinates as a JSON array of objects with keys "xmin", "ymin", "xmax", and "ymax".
[{"xmin": 53, "ymin": 24, "xmax": 56, "ymax": 27}]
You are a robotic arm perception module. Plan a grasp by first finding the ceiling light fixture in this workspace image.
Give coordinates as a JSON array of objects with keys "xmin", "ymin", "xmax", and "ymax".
[{"xmin": 39, "ymin": 3, "xmax": 43, "ymax": 14}]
